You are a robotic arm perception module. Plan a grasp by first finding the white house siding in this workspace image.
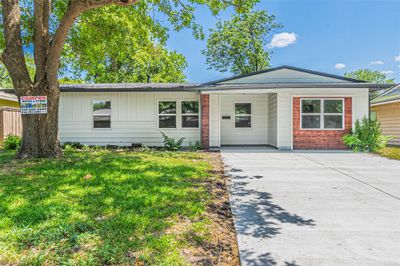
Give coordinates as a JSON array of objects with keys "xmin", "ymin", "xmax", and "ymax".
[
  {"xmin": 267, "ymin": 93, "xmax": 278, "ymax": 147},
  {"xmin": 219, "ymin": 94, "xmax": 268, "ymax": 145},
  {"xmin": 59, "ymin": 91, "xmax": 200, "ymax": 146},
  {"xmin": 275, "ymin": 88, "xmax": 369, "ymax": 149}
]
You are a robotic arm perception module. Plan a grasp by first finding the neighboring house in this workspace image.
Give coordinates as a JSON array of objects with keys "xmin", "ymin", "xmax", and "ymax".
[
  {"xmin": 371, "ymin": 85, "xmax": 400, "ymax": 146},
  {"xmin": 0, "ymin": 91, "xmax": 19, "ymax": 108},
  {"xmin": 59, "ymin": 66, "xmax": 392, "ymax": 150},
  {"xmin": 0, "ymin": 91, "xmax": 22, "ymax": 143}
]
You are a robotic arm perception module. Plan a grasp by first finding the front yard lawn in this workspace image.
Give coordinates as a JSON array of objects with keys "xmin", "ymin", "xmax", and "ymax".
[
  {"xmin": 0, "ymin": 149, "xmax": 238, "ymax": 265},
  {"xmin": 377, "ymin": 147, "xmax": 400, "ymax": 160}
]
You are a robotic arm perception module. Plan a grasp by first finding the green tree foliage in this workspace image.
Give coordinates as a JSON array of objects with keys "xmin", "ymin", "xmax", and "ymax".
[
  {"xmin": 62, "ymin": 4, "xmax": 187, "ymax": 83},
  {"xmin": 345, "ymin": 69, "xmax": 395, "ymax": 99},
  {"xmin": 345, "ymin": 69, "xmax": 395, "ymax": 84},
  {"xmin": 0, "ymin": 55, "xmax": 35, "ymax": 88},
  {"xmin": 202, "ymin": 10, "xmax": 282, "ymax": 75},
  {"xmin": 1, "ymin": 1, "xmax": 261, "ymax": 86}
]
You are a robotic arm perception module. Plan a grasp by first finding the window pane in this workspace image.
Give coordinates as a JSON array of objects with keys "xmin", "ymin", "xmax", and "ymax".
[
  {"xmin": 93, "ymin": 100, "xmax": 111, "ymax": 114},
  {"xmin": 235, "ymin": 103, "xmax": 251, "ymax": 115},
  {"xmin": 302, "ymin": 115, "xmax": 321, "ymax": 129},
  {"xmin": 302, "ymin": 100, "xmax": 321, "ymax": 113},
  {"xmin": 159, "ymin": 101, "xmax": 176, "ymax": 114},
  {"xmin": 159, "ymin": 115, "xmax": 176, "ymax": 128},
  {"xmin": 324, "ymin": 100, "xmax": 343, "ymax": 113},
  {"xmin": 182, "ymin": 115, "xmax": 199, "ymax": 128},
  {"xmin": 182, "ymin": 101, "xmax": 199, "ymax": 114},
  {"xmin": 324, "ymin": 115, "xmax": 343, "ymax": 129},
  {"xmin": 370, "ymin": 111, "xmax": 377, "ymax": 121},
  {"xmin": 235, "ymin": 116, "xmax": 251, "ymax": 128},
  {"xmin": 94, "ymin": 115, "xmax": 111, "ymax": 128}
]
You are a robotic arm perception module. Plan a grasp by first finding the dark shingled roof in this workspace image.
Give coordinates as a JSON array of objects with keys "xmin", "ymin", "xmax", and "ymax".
[{"xmin": 60, "ymin": 83, "xmax": 200, "ymax": 92}]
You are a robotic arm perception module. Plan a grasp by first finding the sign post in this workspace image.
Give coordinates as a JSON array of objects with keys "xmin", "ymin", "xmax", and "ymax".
[{"xmin": 20, "ymin": 96, "xmax": 48, "ymax": 115}]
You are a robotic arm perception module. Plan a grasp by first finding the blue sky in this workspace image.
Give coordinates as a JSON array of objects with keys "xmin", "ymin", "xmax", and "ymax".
[{"xmin": 164, "ymin": 0, "xmax": 400, "ymax": 83}]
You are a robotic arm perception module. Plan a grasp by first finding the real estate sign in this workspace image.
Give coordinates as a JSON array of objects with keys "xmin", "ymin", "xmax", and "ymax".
[{"xmin": 20, "ymin": 96, "xmax": 48, "ymax": 114}]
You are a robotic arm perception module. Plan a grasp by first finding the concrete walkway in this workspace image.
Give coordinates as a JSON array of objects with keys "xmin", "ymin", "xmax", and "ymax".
[{"xmin": 222, "ymin": 147, "xmax": 400, "ymax": 266}]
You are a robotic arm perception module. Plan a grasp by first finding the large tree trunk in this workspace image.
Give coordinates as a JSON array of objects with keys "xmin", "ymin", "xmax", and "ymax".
[{"xmin": 17, "ymin": 81, "xmax": 63, "ymax": 159}]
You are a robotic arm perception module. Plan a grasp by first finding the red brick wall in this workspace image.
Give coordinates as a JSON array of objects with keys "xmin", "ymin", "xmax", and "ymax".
[
  {"xmin": 201, "ymin": 94, "xmax": 210, "ymax": 149},
  {"xmin": 293, "ymin": 97, "xmax": 352, "ymax": 150}
]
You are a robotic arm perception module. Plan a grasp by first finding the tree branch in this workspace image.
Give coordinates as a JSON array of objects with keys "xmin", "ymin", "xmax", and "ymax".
[
  {"xmin": 34, "ymin": 0, "xmax": 51, "ymax": 82},
  {"xmin": 1, "ymin": 0, "xmax": 33, "ymax": 92},
  {"xmin": 46, "ymin": 0, "xmax": 138, "ymax": 87}
]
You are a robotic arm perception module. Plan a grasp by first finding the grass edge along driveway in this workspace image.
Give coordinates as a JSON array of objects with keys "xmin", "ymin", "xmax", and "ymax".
[
  {"xmin": 378, "ymin": 147, "xmax": 400, "ymax": 160},
  {"xmin": 0, "ymin": 149, "xmax": 239, "ymax": 265}
]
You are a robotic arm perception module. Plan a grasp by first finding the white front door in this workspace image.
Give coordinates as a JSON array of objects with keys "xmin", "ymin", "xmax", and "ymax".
[{"xmin": 220, "ymin": 94, "xmax": 268, "ymax": 145}]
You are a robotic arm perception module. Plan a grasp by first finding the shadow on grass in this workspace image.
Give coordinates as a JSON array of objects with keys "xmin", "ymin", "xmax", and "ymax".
[{"xmin": 0, "ymin": 150, "xmax": 211, "ymax": 264}]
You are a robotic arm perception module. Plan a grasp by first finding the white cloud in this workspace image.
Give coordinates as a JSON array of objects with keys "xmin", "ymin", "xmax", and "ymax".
[
  {"xmin": 381, "ymin": 70, "xmax": 394, "ymax": 75},
  {"xmin": 268, "ymin": 32, "xmax": 298, "ymax": 48},
  {"xmin": 370, "ymin": 60, "xmax": 384, "ymax": 65},
  {"xmin": 395, "ymin": 55, "xmax": 400, "ymax": 61},
  {"xmin": 335, "ymin": 63, "xmax": 346, "ymax": 70}
]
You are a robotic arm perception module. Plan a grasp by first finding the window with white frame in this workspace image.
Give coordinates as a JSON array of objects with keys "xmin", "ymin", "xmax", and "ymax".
[
  {"xmin": 158, "ymin": 101, "xmax": 177, "ymax": 128},
  {"xmin": 301, "ymin": 99, "xmax": 344, "ymax": 129},
  {"xmin": 93, "ymin": 100, "xmax": 111, "ymax": 128},
  {"xmin": 181, "ymin": 101, "xmax": 199, "ymax": 128},
  {"xmin": 235, "ymin": 103, "xmax": 251, "ymax": 128}
]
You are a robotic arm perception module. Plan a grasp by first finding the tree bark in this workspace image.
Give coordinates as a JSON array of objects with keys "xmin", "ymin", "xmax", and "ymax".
[{"xmin": 17, "ymin": 81, "xmax": 63, "ymax": 159}]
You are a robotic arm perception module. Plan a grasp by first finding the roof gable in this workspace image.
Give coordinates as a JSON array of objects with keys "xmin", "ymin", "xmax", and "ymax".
[{"xmin": 207, "ymin": 66, "xmax": 364, "ymax": 85}]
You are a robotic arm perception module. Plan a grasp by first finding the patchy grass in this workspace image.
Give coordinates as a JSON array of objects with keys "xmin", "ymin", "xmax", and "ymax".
[
  {"xmin": 377, "ymin": 147, "xmax": 400, "ymax": 160},
  {"xmin": 0, "ymin": 149, "xmax": 230, "ymax": 265}
]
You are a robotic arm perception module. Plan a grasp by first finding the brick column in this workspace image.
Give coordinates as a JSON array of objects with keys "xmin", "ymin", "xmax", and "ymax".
[{"xmin": 201, "ymin": 94, "xmax": 210, "ymax": 150}]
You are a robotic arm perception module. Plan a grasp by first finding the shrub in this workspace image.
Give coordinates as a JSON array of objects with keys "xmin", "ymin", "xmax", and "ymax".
[
  {"xmin": 189, "ymin": 141, "xmax": 202, "ymax": 152},
  {"xmin": 160, "ymin": 132, "xmax": 185, "ymax": 151},
  {"xmin": 343, "ymin": 116, "xmax": 391, "ymax": 152},
  {"xmin": 62, "ymin": 142, "xmax": 83, "ymax": 149},
  {"xmin": 3, "ymin": 135, "xmax": 21, "ymax": 150}
]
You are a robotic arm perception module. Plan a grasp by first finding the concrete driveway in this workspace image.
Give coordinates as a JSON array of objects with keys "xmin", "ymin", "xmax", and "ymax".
[{"xmin": 222, "ymin": 147, "xmax": 400, "ymax": 266}]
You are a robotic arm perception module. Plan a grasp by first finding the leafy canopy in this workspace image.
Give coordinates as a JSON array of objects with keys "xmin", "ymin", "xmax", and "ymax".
[
  {"xmin": 1, "ymin": 0, "xmax": 261, "ymax": 84},
  {"xmin": 202, "ymin": 10, "xmax": 282, "ymax": 76},
  {"xmin": 62, "ymin": 3, "xmax": 187, "ymax": 83},
  {"xmin": 344, "ymin": 69, "xmax": 395, "ymax": 84}
]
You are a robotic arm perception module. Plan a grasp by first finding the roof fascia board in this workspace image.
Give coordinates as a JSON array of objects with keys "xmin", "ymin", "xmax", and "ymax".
[
  {"xmin": 371, "ymin": 98, "xmax": 400, "ymax": 106},
  {"xmin": 60, "ymin": 87, "xmax": 199, "ymax": 93},
  {"xmin": 198, "ymin": 83, "xmax": 392, "ymax": 91}
]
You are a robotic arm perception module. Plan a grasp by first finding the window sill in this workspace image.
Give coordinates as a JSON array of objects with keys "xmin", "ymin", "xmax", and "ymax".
[{"xmin": 300, "ymin": 128, "xmax": 345, "ymax": 131}]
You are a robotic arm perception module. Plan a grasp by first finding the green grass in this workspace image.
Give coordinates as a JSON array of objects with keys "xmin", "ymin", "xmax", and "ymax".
[
  {"xmin": 378, "ymin": 147, "xmax": 400, "ymax": 160},
  {"xmin": 0, "ymin": 149, "xmax": 213, "ymax": 265}
]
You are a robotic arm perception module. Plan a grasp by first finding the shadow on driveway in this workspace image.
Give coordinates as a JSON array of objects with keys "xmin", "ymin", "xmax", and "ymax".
[{"xmin": 228, "ymin": 169, "xmax": 315, "ymax": 265}]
